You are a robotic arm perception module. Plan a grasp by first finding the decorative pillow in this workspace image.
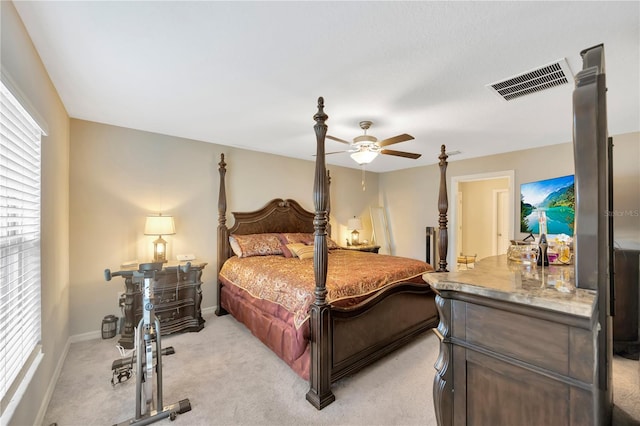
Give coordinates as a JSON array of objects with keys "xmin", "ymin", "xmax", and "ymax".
[
  {"xmin": 287, "ymin": 243, "xmax": 315, "ymax": 260},
  {"xmin": 285, "ymin": 243, "xmax": 306, "ymax": 257},
  {"xmin": 280, "ymin": 233, "xmax": 315, "ymax": 245},
  {"xmin": 229, "ymin": 233, "xmax": 283, "ymax": 258},
  {"xmin": 280, "ymin": 243, "xmax": 295, "ymax": 258},
  {"xmin": 276, "ymin": 234, "xmax": 296, "ymax": 258},
  {"xmin": 280, "ymin": 232, "xmax": 340, "ymax": 250}
]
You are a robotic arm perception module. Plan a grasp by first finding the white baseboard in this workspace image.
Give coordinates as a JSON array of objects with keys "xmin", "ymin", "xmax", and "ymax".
[
  {"xmin": 35, "ymin": 329, "xmax": 110, "ymax": 424},
  {"xmin": 69, "ymin": 330, "xmax": 102, "ymax": 343},
  {"xmin": 202, "ymin": 305, "xmax": 217, "ymax": 316},
  {"xmin": 34, "ymin": 337, "xmax": 70, "ymax": 426}
]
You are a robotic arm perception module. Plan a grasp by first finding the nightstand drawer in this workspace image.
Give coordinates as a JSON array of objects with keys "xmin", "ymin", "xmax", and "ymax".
[{"xmin": 116, "ymin": 261, "xmax": 207, "ymax": 348}]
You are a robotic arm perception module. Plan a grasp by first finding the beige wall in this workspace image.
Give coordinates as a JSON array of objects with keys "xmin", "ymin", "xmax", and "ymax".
[
  {"xmin": 610, "ymin": 132, "xmax": 640, "ymax": 249},
  {"xmin": 380, "ymin": 133, "xmax": 640, "ymax": 267},
  {"xmin": 69, "ymin": 119, "xmax": 378, "ymax": 336},
  {"xmin": 1, "ymin": 2, "xmax": 70, "ymax": 425}
]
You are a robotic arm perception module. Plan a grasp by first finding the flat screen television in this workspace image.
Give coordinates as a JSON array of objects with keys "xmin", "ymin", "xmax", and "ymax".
[{"xmin": 520, "ymin": 174, "xmax": 575, "ymax": 236}]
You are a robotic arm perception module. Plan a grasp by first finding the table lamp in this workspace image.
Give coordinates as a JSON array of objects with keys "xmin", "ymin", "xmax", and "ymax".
[
  {"xmin": 347, "ymin": 217, "xmax": 363, "ymax": 246},
  {"xmin": 144, "ymin": 214, "xmax": 175, "ymax": 262}
]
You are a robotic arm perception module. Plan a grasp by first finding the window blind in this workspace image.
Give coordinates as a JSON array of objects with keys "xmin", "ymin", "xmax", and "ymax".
[{"xmin": 0, "ymin": 81, "xmax": 42, "ymax": 403}]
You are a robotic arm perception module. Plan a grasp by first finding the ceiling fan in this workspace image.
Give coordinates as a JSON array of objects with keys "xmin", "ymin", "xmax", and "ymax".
[{"xmin": 326, "ymin": 121, "xmax": 421, "ymax": 165}]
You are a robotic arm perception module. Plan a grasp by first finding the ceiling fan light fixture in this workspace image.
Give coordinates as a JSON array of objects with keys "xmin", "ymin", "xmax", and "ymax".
[
  {"xmin": 350, "ymin": 150, "xmax": 379, "ymax": 165},
  {"xmin": 354, "ymin": 134, "xmax": 377, "ymax": 144}
]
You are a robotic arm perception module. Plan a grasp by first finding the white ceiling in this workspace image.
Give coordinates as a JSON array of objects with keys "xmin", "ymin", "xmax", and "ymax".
[{"xmin": 13, "ymin": 1, "xmax": 640, "ymax": 173}]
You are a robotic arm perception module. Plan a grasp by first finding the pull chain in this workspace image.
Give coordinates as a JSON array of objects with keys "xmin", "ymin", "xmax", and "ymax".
[{"xmin": 361, "ymin": 165, "xmax": 366, "ymax": 191}]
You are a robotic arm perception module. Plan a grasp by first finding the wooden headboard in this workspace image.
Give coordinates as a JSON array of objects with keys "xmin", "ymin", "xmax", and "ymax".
[
  {"xmin": 228, "ymin": 198, "xmax": 315, "ymax": 236},
  {"xmin": 216, "ymin": 197, "xmax": 316, "ymax": 277},
  {"xmin": 216, "ymin": 154, "xmax": 331, "ymax": 275}
]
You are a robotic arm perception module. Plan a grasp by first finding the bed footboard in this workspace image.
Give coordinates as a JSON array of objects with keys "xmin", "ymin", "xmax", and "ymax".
[{"xmin": 330, "ymin": 284, "xmax": 438, "ymax": 381}]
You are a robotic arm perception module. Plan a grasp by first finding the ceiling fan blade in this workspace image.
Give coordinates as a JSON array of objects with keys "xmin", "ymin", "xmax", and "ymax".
[
  {"xmin": 326, "ymin": 135, "xmax": 351, "ymax": 144},
  {"xmin": 381, "ymin": 149, "xmax": 422, "ymax": 159},
  {"xmin": 378, "ymin": 133, "xmax": 414, "ymax": 147},
  {"xmin": 312, "ymin": 150, "xmax": 348, "ymax": 157}
]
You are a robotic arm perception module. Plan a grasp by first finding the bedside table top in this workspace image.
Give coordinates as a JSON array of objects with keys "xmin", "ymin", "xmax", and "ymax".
[
  {"xmin": 341, "ymin": 244, "xmax": 380, "ymax": 251},
  {"xmin": 117, "ymin": 260, "xmax": 208, "ymax": 273}
]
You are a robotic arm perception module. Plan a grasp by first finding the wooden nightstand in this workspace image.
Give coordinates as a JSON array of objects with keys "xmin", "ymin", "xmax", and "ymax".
[
  {"xmin": 113, "ymin": 261, "xmax": 207, "ymax": 348},
  {"xmin": 341, "ymin": 244, "xmax": 381, "ymax": 253}
]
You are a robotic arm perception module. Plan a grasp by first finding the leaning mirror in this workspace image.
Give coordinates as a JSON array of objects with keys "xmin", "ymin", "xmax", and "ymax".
[{"xmin": 370, "ymin": 206, "xmax": 391, "ymax": 255}]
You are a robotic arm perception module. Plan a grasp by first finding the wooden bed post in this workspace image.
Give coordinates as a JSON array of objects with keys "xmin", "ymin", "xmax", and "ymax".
[
  {"xmin": 306, "ymin": 97, "xmax": 336, "ymax": 409},
  {"xmin": 216, "ymin": 154, "xmax": 229, "ymax": 316},
  {"xmin": 437, "ymin": 145, "xmax": 449, "ymax": 272},
  {"xmin": 326, "ymin": 170, "xmax": 331, "ymax": 219}
]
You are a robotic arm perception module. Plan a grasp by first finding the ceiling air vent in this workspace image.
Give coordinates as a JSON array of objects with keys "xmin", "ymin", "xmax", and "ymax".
[{"xmin": 486, "ymin": 58, "xmax": 573, "ymax": 101}]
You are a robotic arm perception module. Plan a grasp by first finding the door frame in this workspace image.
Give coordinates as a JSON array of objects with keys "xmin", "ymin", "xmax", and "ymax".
[{"xmin": 449, "ymin": 170, "xmax": 515, "ymax": 271}]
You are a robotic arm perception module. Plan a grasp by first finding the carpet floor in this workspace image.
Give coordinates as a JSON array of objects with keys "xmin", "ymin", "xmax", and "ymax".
[{"xmin": 43, "ymin": 312, "xmax": 639, "ymax": 425}]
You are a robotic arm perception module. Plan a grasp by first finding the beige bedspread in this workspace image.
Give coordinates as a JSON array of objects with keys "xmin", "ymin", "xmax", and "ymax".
[{"xmin": 219, "ymin": 249, "xmax": 433, "ymax": 328}]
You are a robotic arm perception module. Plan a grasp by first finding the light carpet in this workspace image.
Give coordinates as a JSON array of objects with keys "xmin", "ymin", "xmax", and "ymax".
[{"xmin": 43, "ymin": 312, "xmax": 639, "ymax": 426}]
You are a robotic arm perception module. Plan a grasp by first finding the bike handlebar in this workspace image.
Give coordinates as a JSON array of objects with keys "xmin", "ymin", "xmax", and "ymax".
[{"xmin": 104, "ymin": 268, "xmax": 125, "ymax": 281}]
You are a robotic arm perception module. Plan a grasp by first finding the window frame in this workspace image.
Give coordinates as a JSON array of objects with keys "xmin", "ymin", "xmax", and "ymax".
[{"xmin": 0, "ymin": 78, "xmax": 45, "ymax": 420}]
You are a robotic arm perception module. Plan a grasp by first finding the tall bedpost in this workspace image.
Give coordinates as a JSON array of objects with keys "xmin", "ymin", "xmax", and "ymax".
[
  {"xmin": 216, "ymin": 154, "xmax": 229, "ymax": 316},
  {"xmin": 327, "ymin": 170, "xmax": 331, "ymax": 219},
  {"xmin": 326, "ymin": 169, "xmax": 332, "ymax": 236},
  {"xmin": 437, "ymin": 145, "xmax": 449, "ymax": 272},
  {"xmin": 306, "ymin": 97, "xmax": 336, "ymax": 409}
]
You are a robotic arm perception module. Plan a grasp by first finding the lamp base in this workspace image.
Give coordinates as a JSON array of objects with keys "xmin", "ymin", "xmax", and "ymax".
[
  {"xmin": 152, "ymin": 253, "xmax": 168, "ymax": 263},
  {"xmin": 350, "ymin": 230, "xmax": 360, "ymax": 246},
  {"xmin": 152, "ymin": 236, "xmax": 168, "ymax": 263}
]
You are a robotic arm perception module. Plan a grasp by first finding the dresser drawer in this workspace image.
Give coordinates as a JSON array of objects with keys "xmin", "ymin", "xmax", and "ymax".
[
  {"xmin": 453, "ymin": 299, "xmax": 594, "ymax": 381},
  {"xmin": 153, "ymin": 285, "xmax": 196, "ymax": 305},
  {"xmin": 154, "ymin": 270, "xmax": 200, "ymax": 289}
]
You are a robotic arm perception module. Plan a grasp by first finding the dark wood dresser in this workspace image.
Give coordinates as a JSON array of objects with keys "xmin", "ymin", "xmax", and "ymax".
[
  {"xmin": 115, "ymin": 261, "xmax": 207, "ymax": 348},
  {"xmin": 424, "ymin": 255, "xmax": 604, "ymax": 426}
]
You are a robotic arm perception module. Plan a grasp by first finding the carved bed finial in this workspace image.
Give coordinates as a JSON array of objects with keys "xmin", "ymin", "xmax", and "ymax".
[
  {"xmin": 437, "ymin": 145, "xmax": 449, "ymax": 272},
  {"xmin": 314, "ymin": 97, "xmax": 328, "ymax": 124}
]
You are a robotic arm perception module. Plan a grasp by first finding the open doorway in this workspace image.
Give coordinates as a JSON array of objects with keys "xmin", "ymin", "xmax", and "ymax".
[{"xmin": 449, "ymin": 171, "xmax": 515, "ymax": 271}]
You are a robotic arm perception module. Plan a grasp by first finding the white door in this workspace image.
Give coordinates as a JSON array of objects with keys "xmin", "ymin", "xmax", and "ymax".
[
  {"xmin": 457, "ymin": 191, "xmax": 463, "ymax": 256},
  {"xmin": 496, "ymin": 190, "xmax": 510, "ymax": 254}
]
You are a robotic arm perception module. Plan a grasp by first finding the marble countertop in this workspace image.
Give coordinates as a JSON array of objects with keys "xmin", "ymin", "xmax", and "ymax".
[{"xmin": 423, "ymin": 255, "xmax": 597, "ymax": 318}]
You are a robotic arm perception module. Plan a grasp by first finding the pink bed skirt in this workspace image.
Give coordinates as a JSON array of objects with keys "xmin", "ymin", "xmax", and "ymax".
[{"xmin": 221, "ymin": 281, "xmax": 311, "ymax": 379}]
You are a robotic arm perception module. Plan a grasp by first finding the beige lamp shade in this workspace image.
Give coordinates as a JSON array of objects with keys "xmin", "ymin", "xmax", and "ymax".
[
  {"xmin": 347, "ymin": 217, "xmax": 363, "ymax": 231},
  {"xmin": 144, "ymin": 215, "xmax": 176, "ymax": 236}
]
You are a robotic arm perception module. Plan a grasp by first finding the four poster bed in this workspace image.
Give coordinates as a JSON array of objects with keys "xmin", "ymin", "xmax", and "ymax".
[{"xmin": 215, "ymin": 97, "xmax": 450, "ymax": 409}]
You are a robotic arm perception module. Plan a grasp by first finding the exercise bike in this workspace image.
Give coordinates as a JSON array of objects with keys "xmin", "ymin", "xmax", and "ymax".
[{"xmin": 105, "ymin": 262, "xmax": 191, "ymax": 425}]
